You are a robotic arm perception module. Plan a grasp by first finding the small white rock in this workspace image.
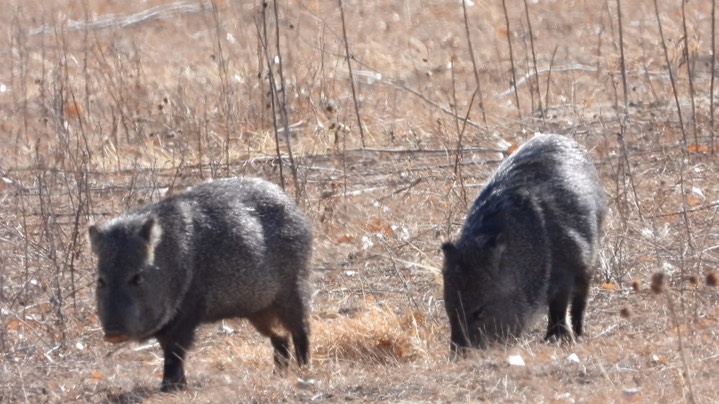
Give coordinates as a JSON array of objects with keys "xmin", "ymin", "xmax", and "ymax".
[
  {"xmin": 507, "ymin": 354, "xmax": 525, "ymax": 367},
  {"xmin": 691, "ymin": 187, "xmax": 705, "ymax": 199},
  {"xmin": 221, "ymin": 323, "xmax": 234, "ymax": 334},
  {"xmin": 361, "ymin": 236, "xmax": 374, "ymax": 250},
  {"xmin": 567, "ymin": 353, "xmax": 580, "ymax": 363},
  {"xmin": 623, "ymin": 387, "xmax": 641, "ymax": 397},
  {"xmin": 296, "ymin": 377, "xmax": 315, "ymax": 389}
]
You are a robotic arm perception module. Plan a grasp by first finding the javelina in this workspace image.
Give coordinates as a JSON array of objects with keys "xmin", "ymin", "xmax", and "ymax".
[
  {"xmin": 88, "ymin": 177, "xmax": 312, "ymax": 391},
  {"xmin": 441, "ymin": 134, "xmax": 606, "ymax": 353}
]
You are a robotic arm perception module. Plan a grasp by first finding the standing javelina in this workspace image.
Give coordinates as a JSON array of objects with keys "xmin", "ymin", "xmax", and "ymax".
[
  {"xmin": 88, "ymin": 177, "xmax": 312, "ymax": 391},
  {"xmin": 442, "ymin": 134, "xmax": 606, "ymax": 354}
]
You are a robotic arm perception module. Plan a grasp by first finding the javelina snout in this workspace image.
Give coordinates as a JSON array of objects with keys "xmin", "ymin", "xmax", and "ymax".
[
  {"xmin": 442, "ymin": 134, "xmax": 606, "ymax": 354},
  {"xmin": 88, "ymin": 177, "xmax": 313, "ymax": 391}
]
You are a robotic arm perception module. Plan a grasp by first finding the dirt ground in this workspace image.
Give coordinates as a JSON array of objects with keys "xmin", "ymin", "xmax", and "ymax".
[{"xmin": 1, "ymin": 0, "xmax": 718, "ymax": 402}]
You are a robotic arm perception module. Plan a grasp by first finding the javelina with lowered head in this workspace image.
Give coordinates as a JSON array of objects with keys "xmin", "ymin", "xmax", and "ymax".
[
  {"xmin": 88, "ymin": 177, "xmax": 313, "ymax": 391},
  {"xmin": 441, "ymin": 134, "xmax": 606, "ymax": 354}
]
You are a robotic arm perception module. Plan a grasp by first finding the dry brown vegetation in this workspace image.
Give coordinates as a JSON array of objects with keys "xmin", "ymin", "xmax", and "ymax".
[{"xmin": 1, "ymin": 0, "xmax": 719, "ymax": 402}]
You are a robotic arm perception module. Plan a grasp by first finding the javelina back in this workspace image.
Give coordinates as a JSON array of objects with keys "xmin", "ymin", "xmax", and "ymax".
[
  {"xmin": 441, "ymin": 134, "xmax": 606, "ymax": 353},
  {"xmin": 88, "ymin": 177, "xmax": 312, "ymax": 391}
]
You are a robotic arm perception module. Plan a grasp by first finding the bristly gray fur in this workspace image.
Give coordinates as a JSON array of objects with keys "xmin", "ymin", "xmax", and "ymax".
[
  {"xmin": 88, "ymin": 177, "xmax": 313, "ymax": 391},
  {"xmin": 442, "ymin": 134, "xmax": 606, "ymax": 355}
]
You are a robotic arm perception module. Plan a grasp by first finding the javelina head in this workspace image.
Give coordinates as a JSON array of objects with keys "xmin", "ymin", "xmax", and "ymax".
[
  {"xmin": 88, "ymin": 215, "xmax": 170, "ymax": 343},
  {"xmin": 442, "ymin": 233, "xmax": 524, "ymax": 354}
]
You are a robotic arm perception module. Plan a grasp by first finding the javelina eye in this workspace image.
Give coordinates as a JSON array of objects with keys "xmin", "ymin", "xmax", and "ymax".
[
  {"xmin": 471, "ymin": 307, "xmax": 484, "ymax": 320},
  {"xmin": 129, "ymin": 273, "xmax": 143, "ymax": 286},
  {"xmin": 97, "ymin": 277, "xmax": 106, "ymax": 288}
]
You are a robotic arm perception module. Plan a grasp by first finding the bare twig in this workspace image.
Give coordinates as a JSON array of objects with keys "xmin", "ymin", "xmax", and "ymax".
[
  {"xmin": 712, "ymin": 0, "xmax": 717, "ymax": 154},
  {"xmin": 257, "ymin": 2, "xmax": 286, "ymax": 190},
  {"xmin": 613, "ymin": 0, "xmax": 643, "ymax": 224},
  {"xmin": 544, "ymin": 45, "xmax": 559, "ymax": 112},
  {"xmin": 523, "ymin": 0, "xmax": 543, "ymax": 120},
  {"xmin": 680, "ymin": 0, "xmax": 698, "ymax": 146},
  {"xmin": 495, "ymin": 64, "xmax": 594, "ymax": 97},
  {"xmin": 461, "ymin": 0, "xmax": 487, "ymax": 125},
  {"xmin": 653, "ymin": 0, "xmax": 688, "ymax": 147},
  {"xmin": 501, "ymin": 0, "xmax": 521, "ymax": 119},
  {"xmin": 390, "ymin": 83, "xmax": 481, "ymax": 129},
  {"xmin": 448, "ymin": 58, "xmax": 468, "ymax": 208},
  {"xmin": 615, "ymin": 134, "xmax": 644, "ymax": 221},
  {"xmin": 665, "ymin": 291, "xmax": 696, "ymax": 404},
  {"xmin": 271, "ymin": 1, "xmax": 300, "ymax": 200},
  {"xmin": 210, "ymin": 1, "xmax": 233, "ymax": 175},
  {"xmin": 653, "ymin": 2, "xmax": 696, "ymax": 402},
  {"xmin": 616, "ymin": 0, "xmax": 629, "ymax": 110},
  {"xmin": 338, "ymin": 0, "xmax": 366, "ymax": 148}
]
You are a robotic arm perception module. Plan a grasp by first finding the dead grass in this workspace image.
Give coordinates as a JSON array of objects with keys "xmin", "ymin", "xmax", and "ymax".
[{"xmin": 1, "ymin": 0, "xmax": 719, "ymax": 402}]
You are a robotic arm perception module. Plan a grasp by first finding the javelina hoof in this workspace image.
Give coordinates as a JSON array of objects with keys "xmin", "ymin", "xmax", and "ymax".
[
  {"xmin": 160, "ymin": 378, "xmax": 187, "ymax": 393},
  {"xmin": 544, "ymin": 325, "xmax": 576, "ymax": 344},
  {"xmin": 449, "ymin": 343, "xmax": 470, "ymax": 361}
]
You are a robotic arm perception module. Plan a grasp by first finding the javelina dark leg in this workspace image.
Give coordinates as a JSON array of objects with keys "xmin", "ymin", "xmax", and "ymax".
[
  {"xmin": 278, "ymin": 292, "xmax": 310, "ymax": 366},
  {"xmin": 249, "ymin": 311, "xmax": 292, "ymax": 371},
  {"xmin": 156, "ymin": 327, "xmax": 196, "ymax": 392},
  {"xmin": 270, "ymin": 335, "xmax": 292, "ymax": 370},
  {"xmin": 289, "ymin": 319, "xmax": 310, "ymax": 367},
  {"xmin": 570, "ymin": 271, "xmax": 591, "ymax": 337},
  {"xmin": 545, "ymin": 276, "xmax": 572, "ymax": 341}
]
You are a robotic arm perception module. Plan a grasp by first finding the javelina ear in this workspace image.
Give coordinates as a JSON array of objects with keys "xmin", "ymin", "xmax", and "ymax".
[
  {"xmin": 483, "ymin": 232, "xmax": 504, "ymax": 249},
  {"xmin": 484, "ymin": 232, "xmax": 506, "ymax": 273},
  {"xmin": 441, "ymin": 242, "xmax": 459, "ymax": 273},
  {"xmin": 137, "ymin": 216, "xmax": 163, "ymax": 259},
  {"xmin": 88, "ymin": 224, "xmax": 104, "ymax": 256}
]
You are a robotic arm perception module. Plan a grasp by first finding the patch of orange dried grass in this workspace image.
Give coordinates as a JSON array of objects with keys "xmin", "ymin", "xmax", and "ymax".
[{"xmin": 312, "ymin": 304, "xmax": 424, "ymax": 365}]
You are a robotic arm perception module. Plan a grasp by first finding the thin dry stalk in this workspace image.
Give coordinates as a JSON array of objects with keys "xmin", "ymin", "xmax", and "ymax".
[
  {"xmin": 64, "ymin": 89, "xmax": 92, "ymax": 313},
  {"xmin": 523, "ymin": 0, "xmax": 543, "ymax": 121},
  {"xmin": 615, "ymin": 0, "xmax": 628, "ymax": 110},
  {"xmin": 9, "ymin": 6, "xmax": 30, "ymax": 158},
  {"xmin": 615, "ymin": 134, "xmax": 644, "ymax": 220},
  {"xmin": 37, "ymin": 169, "xmax": 67, "ymax": 341},
  {"xmin": 338, "ymin": 0, "xmax": 366, "ymax": 148},
  {"xmin": 680, "ymin": 0, "xmax": 698, "ymax": 145},
  {"xmin": 653, "ymin": 0, "xmax": 694, "ymax": 251},
  {"xmin": 613, "ymin": 0, "xmax": 643, "ymax": 222},
  {"xmin": 653, "ymin": 2, "xmax": 697, "ymax": 401},
  {"xmin": 210, "ymin": 0, "xmax": 233, "ymax": 175},
  {"xmin": 461, "ymin": 0, "xmax": 487, "ymax": 125},
  {"xmin": 448, "ymin": 58, "xmax": 468, "ymax": 207},
  {"xmin": 384, "ymin": 78, "xmax": 482, "ymax": 129},
  {"xmin": 665, "ymin": 291, "xmax": 696, "ymax": 404},
  {"xmin": 198, "ymin": 96, "xmax": 206, "ymax": 179},
  {"xmin": 501, "ymin": 0, "xmax": 522, "ymax": 119},
  {"xmin": 257, "ymin": 2, "xmax": 286, "ymax": 190},
  {"xmin": 544, "ymin": 45, "xmax": 558, "ymax": 111},
  {"xmin": 653, "ymin": 0, "xmax": 688, "ymax": 147},
  {"xmin": 709, "ymin": 0, "xmax": 716, "ymax": 155},
  {"xmin": 711, "ymin": 0, "xmax": 717, "ymax": 154},
  {"xmin": 271, "ymin": 1, "xmax": 301, "ymax": 201}
]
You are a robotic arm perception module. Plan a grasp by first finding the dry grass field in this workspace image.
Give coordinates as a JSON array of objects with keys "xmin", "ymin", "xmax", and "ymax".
[{"xmin": 1, "ymin": 0, "xmax": 719, "ymax": 402}]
